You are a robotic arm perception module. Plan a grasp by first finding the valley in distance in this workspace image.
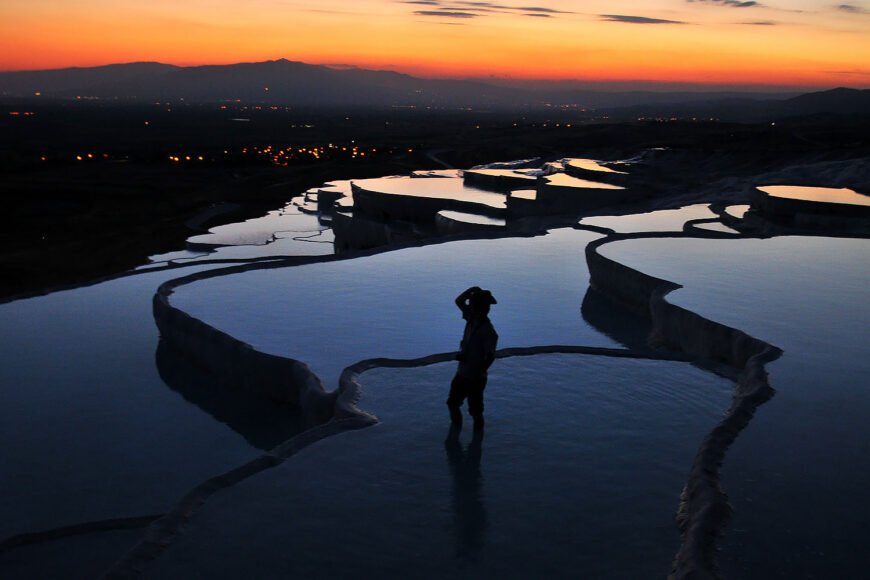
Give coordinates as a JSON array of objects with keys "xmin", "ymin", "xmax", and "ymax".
[{"xmin": 2, "ymin": 59, "xmax": 869, "ymax": 300}]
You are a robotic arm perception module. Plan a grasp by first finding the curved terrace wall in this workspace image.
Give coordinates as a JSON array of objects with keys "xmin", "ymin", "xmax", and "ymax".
[
  {"xmin": 584, "ymin": 231, "xmax": 782, "ymax": 580},
  {"xmin": 151, "ymin": 230, "xmax": 542, "ymax": 427},
  {"xmin": 153, "ymin": 265, "xmax": 342, "ymax": 425},
  {"xmin": 585, "ymin": 233, "xmax": 779, "ymax": 371}
]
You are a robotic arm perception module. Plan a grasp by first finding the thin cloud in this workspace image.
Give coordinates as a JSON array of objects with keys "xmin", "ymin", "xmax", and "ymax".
[
  {"xmin": 453, "ymin": 1, "xmax": 571, "ymax": 12},
  {"xmin": 600, "ymin": 14, "xmax": 687, "ymax": 24},
  {"xmin": 515, "ymin": 6, "xmax": 571, "ymax": 13},
  {"xmin": 823, "ymin": 68, "xmax": 870, "ymax": 77},
  {"xmin": 740, "ymin": 19, "xmax": 777, "ymax": 24},
  {"xmin": 688, "ymin": 0, "xmax": 762, "ymax": 7},
  {"xmin": 454, "ymin": 1, "xmax": 515, "ymax": 8},
  {"xmin": 414, "ymin": 9, "xmax": 477, "ymax": 17},
  {"xmin": 836, "ymin": 4, "xmax": 870, "ymax": 13},
  {"xmin": 402, "ymin": 0, "xmax": 572, "ymax": 18}
]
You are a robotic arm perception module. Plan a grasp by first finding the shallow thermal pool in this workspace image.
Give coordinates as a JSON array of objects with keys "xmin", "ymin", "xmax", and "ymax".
[
  {"xmin": 579, "ymin": 204, "xmax": 715, "ymax": 233},
  {"xmin": 353, "ymin": 176, "xmax": 508, "ymax": 210},
  {"xmin": 543, "ymin": 173, "xmax": 626, "ymax": 190},
  {"xmin": 463, "ymin": 168, "xmax": 537, "ymax": 182},
  {"xmin": 0, "ymin": 265, "xmax": 307, "ymax": 577},
  {"xmin": 565, "ymin": 158, "xmax": 629, "ymax": 174},
  {"xmin": 147, "ymin": 205, "xmax": 334, "ymax": 264},
  {"xmin": 599, "ymin": 235, "xmax": 870, "ymax": 578},
  {"xmin": 691, "ymin": 221, "xmax": 739, "ymax": 234},
  {"xmin": 186, "ymin": 207, "xmax": 327, "ymax": 247},
  {"xmin": 437, "ymin": 210, "xmax": 506, "ymax": 227},
  {"xmin": 150, "ymin": 354, "xmax": 734, "ymax": 579},
  {"xmin": 758, "ymin": 185, "xmax": 870, "ymax": 207},
  {"xmin": 172, "ymin": 228, "xmax": 617, "ymax": 388},
  {"xmin": 724, "ymin": 204, "xmax": 750, "ymax": 219}
]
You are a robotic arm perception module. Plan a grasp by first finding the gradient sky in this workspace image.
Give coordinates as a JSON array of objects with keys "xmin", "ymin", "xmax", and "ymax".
[{"xmin": 1, "ymin": 0, "xmax": 868, "ymax": 87}]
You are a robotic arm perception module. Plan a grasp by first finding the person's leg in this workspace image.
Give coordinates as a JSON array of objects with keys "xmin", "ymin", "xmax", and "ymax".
[
  {"xmin": 446, "ymin": 374, "xmax": 467, "ymax": 424},
  {"xmin": 467, "ymin": 375, "xmax": 487, "ymax": 431}
]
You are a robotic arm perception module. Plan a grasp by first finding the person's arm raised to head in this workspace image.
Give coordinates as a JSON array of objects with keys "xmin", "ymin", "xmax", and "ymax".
[{"xmin": 455, "ymin": 286, "xmax": 481, "ymax": 314}]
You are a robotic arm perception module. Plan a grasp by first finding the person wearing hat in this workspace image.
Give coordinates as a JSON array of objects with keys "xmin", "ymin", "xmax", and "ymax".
[{"xmin": 447, "ymin": 286, "xmax": 498, "ymax": 431}]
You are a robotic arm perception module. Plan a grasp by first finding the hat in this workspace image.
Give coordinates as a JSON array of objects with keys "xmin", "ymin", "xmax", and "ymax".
[{"xmin": 470, "ymin": 289, "xmax": 497, "ymax": 307}]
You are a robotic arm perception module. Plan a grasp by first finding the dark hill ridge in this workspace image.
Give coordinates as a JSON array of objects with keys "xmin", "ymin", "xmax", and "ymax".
[
  {"xmin": 1, "ymin": 59, "xmax": 867, "ymax": 117},
  {"xmin": 0, "ymin": 59, "xmax": 531, "ymax": 108},
  {"xmin": 0, "ymin": 62, "xmax": 180, "ymax": 95},
  {"xmin": 601, "ymin": 87, "xmax": 870, "ymax": 122},
  {"xmin": 781, "ymin": 87, "xmax": 870, "ymax": 115}
]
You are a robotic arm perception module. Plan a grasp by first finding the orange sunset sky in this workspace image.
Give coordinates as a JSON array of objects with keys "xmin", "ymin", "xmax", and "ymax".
[{"xmin": 1, "ymin": 0, "xmax": 868, "ymax": 87}]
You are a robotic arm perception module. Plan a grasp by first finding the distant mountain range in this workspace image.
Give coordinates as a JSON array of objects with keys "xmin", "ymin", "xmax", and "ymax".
[{"xmin": 1, "ymin": 59, "xmax": 868, "ymax": 119}]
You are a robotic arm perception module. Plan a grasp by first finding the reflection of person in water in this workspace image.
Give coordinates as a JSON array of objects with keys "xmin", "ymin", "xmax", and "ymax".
[
  {"xmin": 447, "ymin": 286, "xmax": 498, "ymax": 431},
  {"xmin": 445, "ymin": 424, "xmax": 487, "ymax": 562}
]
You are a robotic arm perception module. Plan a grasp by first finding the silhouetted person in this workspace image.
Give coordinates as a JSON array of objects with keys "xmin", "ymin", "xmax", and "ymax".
[
  {"xmin": 447, "ymin": 286, "xmax": 498, "ymax": 431},
  {"xmin": 445, "ymin": 423, "xmax": 487, "ymax": 562}
]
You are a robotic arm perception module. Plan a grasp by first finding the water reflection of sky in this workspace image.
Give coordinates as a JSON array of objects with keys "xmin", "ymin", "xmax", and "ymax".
[
  {"xmin": 353, "ymin": 176, "xmax": 508, "ymax": 209},
  {"xmin": 437, "ymin": 210, "xmax": 505, "ymax": 226},
  {"xmin": 565, "ymin": 158, "xmax": 628, "ymax": 175},
  {"xmin": 6, "ymin": 165, "xmax": 865, "ymax": 579},
  {"xmin": 0, "ymin": 265, "xmax": 268, "ymax": 540},
  {"xmin": 579, "ymin": 204, "xmax": 715, "ymax": 233},
  {"xmin": 150, "ymin": 355, "xmax": 733, "ymax": 579},
  {"xmin": 174, "ymin": 229, "xmax": 615, "ymax": 387},
  {"xmin": 724, "ymin": 204, "xmax": 750, "ymax": 219},
  {"xmin": 187, "ymin": 210, "xmax": 327, "ymax": 247},
  {"xmin": 758, "ymin": 185, "xmax": 870, "ymax": 207},
  {"xmin": 599, "ymin": 235, "xmax": 870, "ymax": 579},
  {"xmin": 544, "ymin": 173, "xmax": 625, "ymax": 190},
  {"xmin": 510, "ymin": 189, "xmax": 536, "ymax": 200},
  {"xmin": 464, "ymin": 168, "xmax": 536, "ymax": 181},
  {"xmin": 692, "ymin": 221, "xmax": 739, "ymax": 234}
]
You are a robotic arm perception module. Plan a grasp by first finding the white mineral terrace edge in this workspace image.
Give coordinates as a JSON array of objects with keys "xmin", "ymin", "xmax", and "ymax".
[
  {"xmin": 109, "ymin": 220, "xmax": 787, "ymax": 578},
  {"xmin": 8, "ymin": 157, "xmax": 864, "ymax": 578},
  {"xmin": 584, "ymin": 230, "xmax": 784, "ymax": 577}
]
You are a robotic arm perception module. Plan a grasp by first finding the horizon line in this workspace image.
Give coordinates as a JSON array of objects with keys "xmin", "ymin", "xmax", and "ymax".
[{"xmin": 0, "ymin": 58, "xmax": 864, "ymax": 93}]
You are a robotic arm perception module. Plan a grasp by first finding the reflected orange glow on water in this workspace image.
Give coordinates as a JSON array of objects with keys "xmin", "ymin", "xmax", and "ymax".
[{"xmin": 759, "ymin": 186, "xmax": 870, "ymax": 207}]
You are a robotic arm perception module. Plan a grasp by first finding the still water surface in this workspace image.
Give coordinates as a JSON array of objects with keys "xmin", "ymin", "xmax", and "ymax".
[
  {"xmin": 152, "ymin": 355, "xmax": 733, "ymax": 579},
  {"xmin": 0, "ymin": 266, "xmax": 281, "ymax": 540},
  {"xmin": 174, "ymin": 229, "xmax": 617, "ymax": 388},
  {"xmin": 601, "ymin": 235, "xmax": 870, "ymax": 578}
]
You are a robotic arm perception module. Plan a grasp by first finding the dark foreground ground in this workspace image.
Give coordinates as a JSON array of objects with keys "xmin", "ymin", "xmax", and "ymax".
[{"xmin": 2, "ymin": 100, "xmax": 869, "ymax": 301}]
